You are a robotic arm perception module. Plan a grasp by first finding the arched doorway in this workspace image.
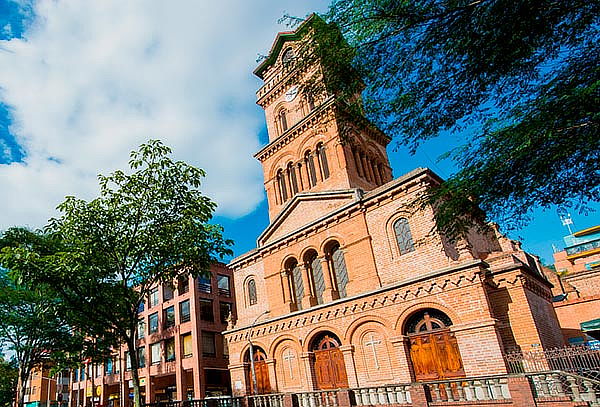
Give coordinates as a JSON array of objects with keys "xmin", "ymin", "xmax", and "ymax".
[
  {"xmin": 405, "ymin": 309, "xmax": 465, "ymax": 381},
  {"xmin": 244, "ymin": 347, "xmax": 271, "ymax": 394},
  {"xmin": 311, "ymin": 332, "xmax": 349, "ymax": 389}
]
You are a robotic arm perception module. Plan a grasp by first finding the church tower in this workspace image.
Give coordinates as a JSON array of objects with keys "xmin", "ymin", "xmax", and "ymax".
[{"xmin": 253, "ymin": 15, "xmax": 393, "ymax": 221}]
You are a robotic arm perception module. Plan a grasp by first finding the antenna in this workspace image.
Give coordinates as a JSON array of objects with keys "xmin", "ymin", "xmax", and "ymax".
[{"xmin": 556, "ymin": 208, "xmax": 574, "ymax": 235}]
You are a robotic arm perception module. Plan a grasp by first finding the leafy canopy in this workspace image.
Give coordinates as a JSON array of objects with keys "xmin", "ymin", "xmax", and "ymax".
[
  {"xmin": 3, "ymin": 140, "xmax": 232, "ymax": 407},
  {"xmin": 320, "ymin": 0, "xmax": 599, "ymax": 234}
]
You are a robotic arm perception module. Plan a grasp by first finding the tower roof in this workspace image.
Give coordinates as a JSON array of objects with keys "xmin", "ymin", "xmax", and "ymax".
[{"xmin": 254, "ymin": 13, "xmax": 320, "ymax": 79}]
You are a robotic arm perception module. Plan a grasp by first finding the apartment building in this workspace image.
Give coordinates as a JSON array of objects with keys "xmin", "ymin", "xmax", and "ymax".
[
  {"xmin": 69, "ymin": 263, "xmax": 235, "ymax": 406},
  {"xmin": 22, "ymin": 365, "xmax": 70, "ymax": 407}
]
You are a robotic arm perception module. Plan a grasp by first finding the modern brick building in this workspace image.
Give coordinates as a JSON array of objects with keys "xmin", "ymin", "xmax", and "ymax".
[
  {"xmin": 21, "ymin": 365, "xmax": 70, "ymax": 407},
  {"xmin": 69, "ymin": 263, "xmax": 235, "ymax": 406},
  {"xmin": 224, "ymin": 15, "xmax": 564, "ymax": 396},
  {"xmin": 548, "ymin": 224, "xmax": 600, "ymax": 344}
]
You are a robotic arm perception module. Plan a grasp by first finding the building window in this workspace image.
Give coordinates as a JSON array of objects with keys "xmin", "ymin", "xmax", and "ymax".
[
  {"xmin": 138, "ymin": 301, "xmax": 145, "ymax": 313},
  {"xmin": 105, "ymin": 358, "xmax": 113, "ymax": 375},
  {"xmin": 163, "ymin": 284, "xmax": 174, "ymax": 301},
  {"xmin": 305, "ymin": 151, "xmax": 318, "ymax": 187},
  {"xmin": 247, "ymin": 279, "xmax": 257, "ymax": 306},
  {"xmin": 137, "ymin": 319, "xmax": 145, "ymax": 339},
  {"xmin": 328, "ymin": 242, "xmax": 348, "ymax": 298},
  {"xmin": 182, "ymin": 333, "xmax": 193, "ymax": 358},
  {"xmin": 394, "ymin": 217, "xmax": 415, "ymax": 255},
  {"xmin": 279, "ymin": 109, "xmax": 288, "ymax": 133},
  {"xmin": 150, "ymin": 342, "xmax": 161, "ymax": 365},
  {"xmin": 305, "ymin": 250, "xmax": 324, "ymax": 304},
  {"xmin": 216, "ymin": 275, "xmax": 230, "ymax": 297},
  {"xmin": 277, "ymin": 169, "xmax": 288, "ymax": 202},
  {"xmin": 149, "ymin": 287, "xmax": 159, "ymax": 308},
  {"xmin": 165, "ymin": 338, "xmax": 176, "ymax": 362},
  {"xmin": 202, "ymin": 331, "xmax": 216, "ymax": 357},
  {"xmin": 179, "ymin": 299, "xmax": 190, "ymax": 323},
  {"xmin": 138, "ymin": 347, "xmax": 146, "ymax": 368},
  {"xmin": 80, "ymin": 367, "xmax": 85, "ymax": 381},
  {"xmin": 316, "ymin": 143, "xmax": 330, "ymax": 180},
  {"xmin": 286, "ymin": 258, "xmax": 304, "ymax": 310},
  {"xmin": 307, "ymin": 94, "xmax": 315, "ymax": 111},
  {"xmin": 125, "ymin": 352, "xmax": 132, "ymax": 370},
  {"xmin": 287, "ymin": 163, "xmax": 299, "ymax": 195},
  {"xmin": 200, "ymin": 299, "xmax": 214, "ymax": 322},
  {"xmin": 220, "ymin": 302, "xmax": 232, "ymax": 324},
  {"xmin": 149, "ymin": 312, "xmax": 159, "ymax": 334},
  {"xmin": 178, "ymin": 276, "xmax": 189, "ymax": 294},
  {"xmin": 164, "ymin": 306, "xmax": 175, "ymax": 328},
  {"xmin": 282, "ymin": 47, "xmax": 294, "ymax": 65},
  {"xmin": 198, "ymin": 275, "xmax": 212, "ymax": 293}
]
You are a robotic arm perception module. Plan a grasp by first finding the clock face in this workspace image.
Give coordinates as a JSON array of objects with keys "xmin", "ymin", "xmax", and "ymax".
[{"xmin": 285, "ymin": 85, "xmax": 299, "ymax": 102}]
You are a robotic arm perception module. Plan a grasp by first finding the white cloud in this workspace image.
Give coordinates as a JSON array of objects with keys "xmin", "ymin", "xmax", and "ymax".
[{"xmin": 0, "ymin": 0, "xmax": 327, "ymax": 229}]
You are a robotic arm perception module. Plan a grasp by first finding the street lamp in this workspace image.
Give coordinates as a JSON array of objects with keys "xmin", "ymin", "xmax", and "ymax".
[{"xmin": 248, "ymin": 310, "xmax": 270, "ymax": 396}]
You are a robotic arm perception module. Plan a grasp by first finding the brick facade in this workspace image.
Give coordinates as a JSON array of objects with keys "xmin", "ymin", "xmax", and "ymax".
[
  {"xmin": 69, "ymin": 264, "xmax": 235, "ymax": 406},
  {"xmin": 224, "ymin": 15, "xmax": 564, "ymax": 396}
]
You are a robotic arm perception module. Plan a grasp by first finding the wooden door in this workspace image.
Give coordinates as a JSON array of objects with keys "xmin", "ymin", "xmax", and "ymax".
[
  {"xmin": 313, "ymin": 335, "xmax": 349, "ymax": 390},
  {"xmin": 248, "ymin": 349, "xmax": 271, "ymax": 394},
  {"xmin": 409, "ymin": 330, "xmax": 465, "ymax": 381}
]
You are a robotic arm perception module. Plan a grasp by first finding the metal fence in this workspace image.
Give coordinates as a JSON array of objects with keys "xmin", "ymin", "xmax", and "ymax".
[{"xmin": 504, "ymin": 346, "xmax": 600, "ymax": 380}]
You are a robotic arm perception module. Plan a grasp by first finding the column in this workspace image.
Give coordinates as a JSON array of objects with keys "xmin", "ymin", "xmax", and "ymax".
[
  {"xmin": 301, "ymin": 263, "xmax": 317, "ymax": 309},
  {"xmin": 280, "ymin": 271, "xmax": 291, "ymax": 305},
  {"xmin": 300, "ymin": 353, "xmax": 316, "ymax": 391},
  {"xmin": 319, "ymin": 257, "xmax": 337, "ymax": 302},
  {"xmin": 361, "ymin": 155, "xmax": 371, "ymax": 182},
  {"xmin": 339, "ymin": 345, "xmax": 359, "ymax": 388},
  {"xmin": 390, "ymin": 336, "xmax": 413, "ymax": 383},
  {"xmin": 266, "ymin": 359, "xmax": 278, "ymax": 393},
  {"xmin": 145, "ymin": 376, "xmax": 153, "ymax": 404},
  {"xmin": 175, "ymin": 332, "xmax": 185, "ymax": 401},
  {"xmin": 296, "ymin": 164, "xmax": 305, "ymax": 191}
]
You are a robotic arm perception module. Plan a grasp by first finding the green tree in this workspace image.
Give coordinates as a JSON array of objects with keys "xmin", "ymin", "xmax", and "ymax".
[
  {"xmin": 3, "ymin": 140, "xmax": 232, "ymax": 407},
  {"xmin": 0, "ymin": 263, "xmax": 79, "ymax": 407},
  {"xmin": 297, "ymin": 1, "xmax": 599, "ymax": 236},
  {"xmin": 0, "ymin": 356, "xmax": 18, "ymax": 407}
]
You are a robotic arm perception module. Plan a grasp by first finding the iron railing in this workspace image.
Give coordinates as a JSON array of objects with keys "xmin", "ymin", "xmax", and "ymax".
[{"xmin": 504, "ymin": 346, "xmax": 600, "ymax": 381}]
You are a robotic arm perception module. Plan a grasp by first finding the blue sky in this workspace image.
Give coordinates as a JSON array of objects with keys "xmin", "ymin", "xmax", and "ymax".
[{"xmin": 0, "ymin": 0, "xmax": 597, "ymax": 266}]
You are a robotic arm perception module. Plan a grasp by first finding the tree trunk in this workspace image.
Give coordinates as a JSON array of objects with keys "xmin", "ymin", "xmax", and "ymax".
[
  {"xmin": 126, "ymin": 336, "xmax": 143, "ymax": 407},
  {"xmin": 17, "ymin": 366, "xmax": 28, "ymax": 407}
]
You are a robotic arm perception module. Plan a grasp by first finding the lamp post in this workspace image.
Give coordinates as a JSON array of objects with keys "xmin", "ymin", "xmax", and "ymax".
[{"xmin": 248, "ymin": 310, "xmax": 270, "ymax": 396}]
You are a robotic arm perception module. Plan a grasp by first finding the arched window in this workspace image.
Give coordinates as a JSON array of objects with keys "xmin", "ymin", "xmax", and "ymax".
[
  {"xmin": 316, "ymin": 142, "xmax": 330, "ymax": 180},
  {"xmin": 304, "ymin": 151, "xmax": 318, "ymax": 187},
  {"xmin": 277, "ymin": 169, "xmax": 288, "ymax": 203},
  {"xmin": 405, "ymin": 309, "xmax": 453, "ymax": 335},
  {"xmin": 285, "ymin": 258, "xmax": 304, "ymax": 310},
  {"xmin": 279, "ymin": 109, "xmax": 288, "ymax": 133},
  {"xmin": 377, "ymin": 163, "xmax": 385, "ymax": 184},
  {"xmin": 370, "ymin": 158, "xmax": 380, "ymax": 185},
  {"xmin": 352, "ymin": 147, "xmax": 363, "ymax": 178},
  {"xmin": 247, "ymin": 279, "xmax": 257, "ymax": 306},
  {"xmin": 287, "ymin": 162, "xmax": 299, "ymax": 195},
  {"xmin": 304, "ymin": 250, "xmax": 324, "ymax": 305},
  {"xmin": 282, "ymin": 47, "xmax": 295, "ymax": 65},
  {"xmin": 326, "ymin": 242, "xmax": 348, "ymax": 298},
  {"xmin": 307, "ymin": 93, "xmax": 315, "ymax": 111},
  {"xmin": 394, "ymin": 217, "xmax": 415, "ymax": 255}
]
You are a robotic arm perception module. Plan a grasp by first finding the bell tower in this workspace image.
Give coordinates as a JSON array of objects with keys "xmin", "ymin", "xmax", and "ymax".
[{"xmin": 254, "ymin": 15, "xmax": 393, "ymax": 221}]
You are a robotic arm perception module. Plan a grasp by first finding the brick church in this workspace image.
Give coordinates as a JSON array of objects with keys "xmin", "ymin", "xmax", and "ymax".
[{"xmin": 224, "ymin": 15, "xmax": 563, "ymax": 395}]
